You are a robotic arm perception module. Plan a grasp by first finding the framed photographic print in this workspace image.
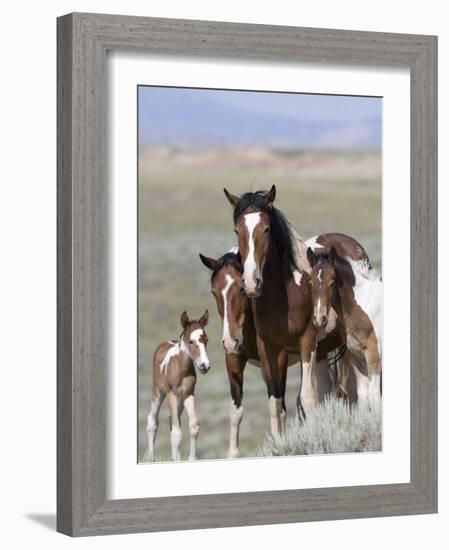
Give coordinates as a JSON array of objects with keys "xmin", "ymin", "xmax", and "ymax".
[{"xmin": 57, "ymin": 13, "xmax": 437, "ymax": 536}]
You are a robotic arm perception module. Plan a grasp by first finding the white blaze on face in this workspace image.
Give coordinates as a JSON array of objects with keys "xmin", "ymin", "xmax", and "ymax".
[
  {"xmin": 314, "ymin": 269, "xmax": 325, "ymax": 321},
  {"xmin": 243, "ymin": 212, "xmax": 261, "ymax": 293},
  {"xmin": 221, "ymin": 274, "xmax": 236, "ymax": 352},
  {"xmin": 189, "ymin": 328, "xmax": 210, "ymax": 370}
]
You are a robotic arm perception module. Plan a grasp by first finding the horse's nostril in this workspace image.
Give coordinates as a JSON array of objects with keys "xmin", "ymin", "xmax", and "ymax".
[
  {"xmin": 233, "ymin": 338, "xmax": 239, "ymax": 349},
  {"xmin": 240, "ymin": 286, "xmax": 245, "ymax": 294}
]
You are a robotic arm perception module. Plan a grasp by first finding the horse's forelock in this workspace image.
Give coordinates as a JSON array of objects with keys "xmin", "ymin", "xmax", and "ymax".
[
  {"xmin": 232, "ymin": 191, "xmax": 298, "ymax": 274},
  {"xmin": 232, "ymin": 191, "xmax": 272, "ymax": 223},
  {"xmin": 211, "ymin": 252, "xmax": 243, "ymax": 282}
]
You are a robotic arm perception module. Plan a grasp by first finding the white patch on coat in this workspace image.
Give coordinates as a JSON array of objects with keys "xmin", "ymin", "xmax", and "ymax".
[
  {"xmin": 243, "ymin": 212, "xmax": 261, "ymax": 288},
  {"xmin": 293, "ymin": 270, "xmax": 302, "ymax": 286},
  {"xmin": 221, "ymin": 274, "xmax": 236, "ymax": 352},
  {"xmin": 348, "ymin": 259, "xmax": 383, "ymax": 357},
  {"xmin": 305, "ymin": 235, "xmax": 325, "ymax": 252},
  {"xmin": 227, "ymin": 246, "xmax": 239, "ymax": 255},
  {"xmin": 190, "ymin": 328, "xmax": 210, "ymax": 369},
  {"xmin": 160, "ymin": 342, "xmax": 180, "ymax": 372}
]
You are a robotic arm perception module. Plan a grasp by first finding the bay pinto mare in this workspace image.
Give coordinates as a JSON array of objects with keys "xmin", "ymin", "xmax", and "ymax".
[
  {"xmin": 307, "ymin": 246, "xmax": 383, "ymax": 408},
  {"xmin": 223, "ymin": 185, "xmax": 371, "ymax": 431},
  {"xmin": 146, "ymin": 310, "xmax": 210, "ymax": 461}
]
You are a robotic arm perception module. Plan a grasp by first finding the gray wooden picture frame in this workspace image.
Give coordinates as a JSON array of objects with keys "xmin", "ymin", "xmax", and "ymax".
[{"xmin": 57, "ymin": 12, "xmax": 438, "ymax": 537}]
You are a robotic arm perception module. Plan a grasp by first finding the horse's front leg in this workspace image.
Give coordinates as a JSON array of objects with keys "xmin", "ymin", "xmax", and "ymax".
[
  {"xmin": 184, "ymin": 392, "xmax": 200, "ymax": 460},
  {"xmin": 279, "ymin": 351, "xmax": 289, "ymax": 433},
  {"xmin": 167, "ymin": 391, "xmax": 182, "ymax": 461},
  {"xmin": 225, "ymin": 353, "xmax": 246, "ymax": 458},
  {"xmin": 298, "ymin": 325, "xmax": 319, "ymax": 417},
  {"xmin": 257, "ymin": 335, "xmax": 286, "ymax": 437}
]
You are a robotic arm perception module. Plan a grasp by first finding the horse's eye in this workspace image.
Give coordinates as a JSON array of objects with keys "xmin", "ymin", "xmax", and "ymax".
[
  {"xmin": 189, "ymin": 340, "xmax": 194, "ymax": 345},
  {"xmin": 264, "ymin": 226, "xmax": 270, "ymax": 233}
]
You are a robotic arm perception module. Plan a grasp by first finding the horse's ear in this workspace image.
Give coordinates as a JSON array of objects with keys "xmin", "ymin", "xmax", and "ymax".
[
  {"xmin": 180, "ymin": 311, "xmax": 190, "ymax": 329},
  {"xmin": 307, "ymin": 247, "xmax": 317, "ymax": 267},
  {"xmin": 329, "ymin": 246, "xmax": 337, "ymax": 264},
  {"xmin": 265, "ymin": 184, "xmax": 276, "ymax": 206},
  {"xmin": 199, "ymin": 253, "xmax": 217, "ymax": 271},
  {"xmin": 223, "ymin": 188, "xmax": 239, "ymax": 207},
  {"xmin": 199, "ymin": 309, "xmax": 209, "ymax": 327}
]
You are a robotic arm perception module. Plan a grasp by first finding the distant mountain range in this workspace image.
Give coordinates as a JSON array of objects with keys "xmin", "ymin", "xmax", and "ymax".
[{"xmin": 138, "ymin": 88, "xmax": 381, "ymax": 150}]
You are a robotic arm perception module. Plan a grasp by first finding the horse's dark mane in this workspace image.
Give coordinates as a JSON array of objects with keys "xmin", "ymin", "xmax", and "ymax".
[
  {"xmin": 233, "ymin": 191, "xmax": 298, "ymax": 273},
  {"xmin": 211, "ymin": 252, "xmax": 243, "ymax": 282}
]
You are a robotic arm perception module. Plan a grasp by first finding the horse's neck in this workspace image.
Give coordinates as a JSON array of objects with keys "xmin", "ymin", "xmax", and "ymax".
[
  {"xmin": 264, "ymin": 242, "xmax": 288, "ymax": 286},
  {"xmin": 178, "ymin": 341, "xmax": 194, "ymax": 375},
  {"xmin": 334, "ymin": 267, "xmax": 358, "ymax": 318}
]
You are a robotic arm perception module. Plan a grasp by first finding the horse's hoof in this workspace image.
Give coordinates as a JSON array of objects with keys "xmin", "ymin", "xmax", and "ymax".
[{"xmin": 227, "ymin": 449, "xmax": 240, "ymax": 459}]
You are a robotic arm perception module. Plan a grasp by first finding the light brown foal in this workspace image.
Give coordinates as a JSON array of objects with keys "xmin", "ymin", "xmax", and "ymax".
[{"xmin": 147, "ymin": 310, "xmax": 210, "ymax": 461}]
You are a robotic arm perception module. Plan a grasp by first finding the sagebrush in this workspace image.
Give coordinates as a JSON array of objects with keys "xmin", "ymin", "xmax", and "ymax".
[{"xmin": 257, "ymin": 396, "xmax": 382, "ymax": 457}]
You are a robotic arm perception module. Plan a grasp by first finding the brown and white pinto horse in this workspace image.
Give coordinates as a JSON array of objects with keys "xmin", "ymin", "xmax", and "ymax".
[
  {"xmin": 307, "ymin": 247, "xmax": 383, "ymax": 408},
  {"xmin": 223, "ymin": 185, "xmax": 321, "ymax": 431},
  {"xmin": 200, "ymin": 250, "xmax": 289, "ymax": 456},
  {"xmin": 147, "ymin": 310, "xmax": 210, "ymax": 461}
]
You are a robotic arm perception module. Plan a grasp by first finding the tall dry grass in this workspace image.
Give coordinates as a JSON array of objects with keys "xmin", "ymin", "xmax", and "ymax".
[{"xmin": 257, "ymin": 396, "xmax": 382, "ymax": 457}]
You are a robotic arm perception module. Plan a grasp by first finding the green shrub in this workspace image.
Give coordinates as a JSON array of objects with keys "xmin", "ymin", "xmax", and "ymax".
[{"xmin": 257, "ymin": 396, "xmax": 381, "ymax": 457}]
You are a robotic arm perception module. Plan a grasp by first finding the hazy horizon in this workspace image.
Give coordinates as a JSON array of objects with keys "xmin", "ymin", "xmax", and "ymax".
[{"xmin": 138, "ymin": 86, "xmax": 382, "ymax": 150}]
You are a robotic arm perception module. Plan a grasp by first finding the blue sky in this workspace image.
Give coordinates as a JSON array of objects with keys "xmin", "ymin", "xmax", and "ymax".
[{"xmin": 138, "ymin": 86, "xmax": 381, "ymax": 149}]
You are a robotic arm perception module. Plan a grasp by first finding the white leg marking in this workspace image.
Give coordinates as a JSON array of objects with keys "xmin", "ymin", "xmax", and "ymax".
[
  {"xmin": 146, "ymin": 391, "xmax": 164, "ymax": 461},
  {"xmin": 167, "ymin": 393, "xmax": 182, "ymax": 461},
  {"xmin": 184, "ymin": 395, "xmax": 200, "ymax": 460},
  {"xmin": 280, "ymin": 407, "xmax": 287, "ymax": 433},
  {"xmin": 300, "ymin": 350, "xmax": 318, "ymax": 415},
  {"xmin": 243, "ymin": 212, "xmax": 261, "ymax": 293},
  {"xmin": 170, "ymin": 425, "xmax": 182, "ymax": 461},
  {"xmin": 268, "ymin": 396, "xmax": 283, "ymax": 436},
  {"xmin": 228, "ymin": 398, "xmax": 244, "ymax": 458}
]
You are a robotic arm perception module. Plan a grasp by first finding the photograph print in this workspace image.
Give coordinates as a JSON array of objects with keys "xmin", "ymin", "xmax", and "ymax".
[{"xmin": 138, "ymin": 86, "xmax": 383, "ymax": 463}]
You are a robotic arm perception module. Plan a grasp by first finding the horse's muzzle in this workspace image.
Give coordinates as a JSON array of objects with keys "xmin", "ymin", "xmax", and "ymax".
[
  {"xmin": 313, "ymin": 315, "xmax": 328, "ymax": 329},
  {"xmin": 242, "ymin": 276, "xmax": 263, "ymax": 298},
  {"xmin": 222, "ymin": 337, "xmax": 241, "ymax": 354}
]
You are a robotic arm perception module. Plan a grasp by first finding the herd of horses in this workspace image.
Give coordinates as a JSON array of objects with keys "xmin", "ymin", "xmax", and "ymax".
[{"xmin": 146, "ymin": 185, "xmax": 383, "ymax": 461}]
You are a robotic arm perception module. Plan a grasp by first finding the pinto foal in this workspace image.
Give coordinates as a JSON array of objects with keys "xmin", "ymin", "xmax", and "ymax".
[
  {"xmin": 147, "ymin": 310, "xmax": 210, "ymax": 461},
  {"xmin": 307, "ymin": 247, "xmax": 383, "ymax": 408}
]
